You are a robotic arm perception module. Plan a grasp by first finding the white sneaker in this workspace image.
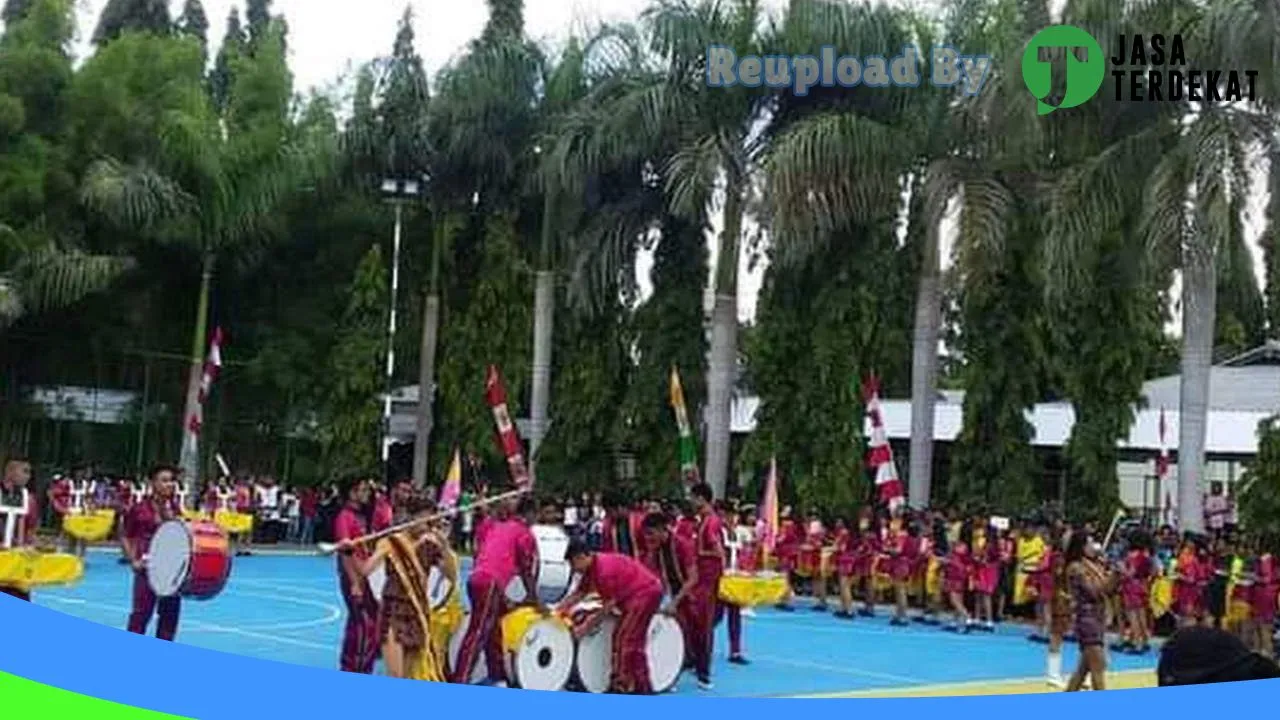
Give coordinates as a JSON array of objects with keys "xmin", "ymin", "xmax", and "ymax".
[
  {"xmin": 1046, "ymin": 652, "xmax": 1064, "ymax": 688},
  {"xmin": 1047, "ymin": 675, "xmax": 1066, "ymax": 689},
  {"xmin": 697, "ymin": 679, "xmax": 714, "ymax": 691},
  {"xmin": 742, "ymin": 608, "xmax": 757, "ymax": 617}
]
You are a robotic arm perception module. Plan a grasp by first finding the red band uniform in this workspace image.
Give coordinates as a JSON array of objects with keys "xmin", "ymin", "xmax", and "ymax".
[
  {"xmin": 449, "ymin": 516, "xmax": 536, "ymax": 684},
  {"xmin": 124, "ymin": 495, "xmax": 182, "ymax": 639},
  {"xmin": 335, "ymin": 501, "xmax": 379, "ymax": 673},
  {"xmin": 578, "ymin": 552, "xmax": 664, "ymax": 693}
]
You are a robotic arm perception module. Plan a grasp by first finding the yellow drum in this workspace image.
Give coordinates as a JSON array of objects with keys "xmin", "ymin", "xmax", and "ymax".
[
  {"xmin": 1150, "ymin": 576, "xmax": 1173, "ymax": 618},
  {"xmin": 63, "ymin": 510, "xmax": 115, "ymax": 543},
  {"xmin": 718, "ymin": 572, "xmax": 789, "ymax": 607},
  {"xmin": 499, "ymin": 606, "xmax": 574, "ymax": 691},
  {"xmin": 872, "ymin": 557, "xmax": 892, "ymax": 593},
  {"xmin": 181, "ymin": 510, "xmax": 208, "ymax": 522},
  {"xmin": 214, "ymin": 511, "xmax": 253, "ymax": 535},
  {"xmin": 0, "ymin": 550, "xmax": 84, "ymax": 592}
]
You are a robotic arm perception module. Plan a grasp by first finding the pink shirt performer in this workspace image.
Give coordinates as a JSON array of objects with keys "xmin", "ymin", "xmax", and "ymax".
[
  {"xmin": 448, "ymin": 497, "xmax": 539, "ymax": 686},
  {"xmin": 334, "ymin": 479, "xmax": 379, "ymax": 674},
  {"xmin": 559, "ymin": 546, "xmax": 663, "ymax": 694}
]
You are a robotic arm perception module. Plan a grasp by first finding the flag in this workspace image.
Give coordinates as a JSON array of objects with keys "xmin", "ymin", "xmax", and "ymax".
[
  {"xmin": 1157, "ymin": 408, "xmax": 1173, "ymax": 525},
  {"xmin": 669, "ymin": 367, "xmax": 701, "ymax": 485},
  {"xmin": 758, "ymin": 457, "xmax": 780, "ymax": 552},
  {"xmin": 862, "ymin": 374, "xmax": 904, "ymax": 510},
  {"xmin": 438, "ymin": 448, "xmax": 462, "ymax": 509},
  {"xmin": 180, "ymin": 328, "xmax": 225, "ymax": 489},
  {"xmin": 484, "ymin": 365, "xmax": 531, "ymax": 490}
]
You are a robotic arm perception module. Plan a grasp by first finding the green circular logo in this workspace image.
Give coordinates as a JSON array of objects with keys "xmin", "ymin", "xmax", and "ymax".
[{"xmin": 1021, "ymin": 25, "xmax": 1105, "ymax": 115}]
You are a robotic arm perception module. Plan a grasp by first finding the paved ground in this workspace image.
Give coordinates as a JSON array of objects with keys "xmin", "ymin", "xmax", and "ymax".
[{"xmin": 36, "ymin": 549, "xmax": 1158, "ymax": 697}]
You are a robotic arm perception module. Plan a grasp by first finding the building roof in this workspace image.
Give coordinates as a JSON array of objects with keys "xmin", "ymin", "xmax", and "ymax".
[{"xmin": 1141, "ymin": 366, "xmax": 1280, "ymax": 412}]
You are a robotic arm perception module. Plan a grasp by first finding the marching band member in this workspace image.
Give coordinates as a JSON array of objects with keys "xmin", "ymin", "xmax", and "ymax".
[
  {"xmin": 1118, "ymin": 530, "xmax": 1155, "ymax": 654},
  {"xmin": 602, "ymin": 496, "xmax": 642, "ymax": 558},
  {"xmin": 641, "ymin": 512, "xmax": 699, "ymax": 668},
  {"xmin": 233, "ymin": 476, "xmax": 254, "ymax": 555},
  {"xmin": 122, "ymin": 465, "xmax": 182, "ymax": 641},
  {"xmin": 559, "ymin": 540, "xmax": 664, "ymax": 694},
  {"xmin": 0, "ymin": 458, "xmax": 38, "ymax": 601},
  {"xmin": 800, "ymin": 511, "xmax": 827, "ymax": 611},
  {"xmin": 888, "ymin": 516, "xmax": 918, "ymax": 626},
  {"xmin": 215, "ymin": 477, "xmax": 234, "ymax": 513},
  {"xmin": 685, "ymin": 483, "xmax": 726, "ymax": 689},
  {"xmin": 1173, "ymin": 535, "xmax": 1206, "ymax": 628},
  {"xmin": 201, "ymin": 481, "xmax": 221, "ymax": 518},
  {"xmin": 971, "ymin": 523, "xmax": 999, "ymax": 632},
  {"xmin": 449, "ymin": 495, "xmax": 541, "ymax": 686},
  {"xmin": 941, "ymin": 534, "xmax": 973, "ymax": 633},
  {"xmin": 1023, "ymin": 521, "xmax": 1052, "ymax": 642},
  {"xmin": 855, "ymin": 514, "xmax": 880, "ymax": 616},
  {"xmin": 48, "ymin": 472, "xmax": 75, "ymax": 552},
  {"xmin": 715, "ymin": 501, "xmax": 747, "ymax": 666},
  {"xmin": 1250, "ymin": 540, "xmax": 1276, "ymax": 657},
  {"xmin": 833, "ymin": 518, "xmax": 856, "ymax": 618},
  {"xmin": 371, "ymin": 485, "xmax": 394, "ymax": 532},
  {"xmin": 335, "ymin": 478, "xmax": 380, "ymax": 674},
  {"xmin": 1064, "ymin": 531, "xmax": 1118, "ymax": 692},
  {"xmin": 773, "ymin": 508, "xmax": 799, "ymax": 611},
  {"xmin": 1045, "ymin": 528, "xmax": 1071, "ymax": 687}
]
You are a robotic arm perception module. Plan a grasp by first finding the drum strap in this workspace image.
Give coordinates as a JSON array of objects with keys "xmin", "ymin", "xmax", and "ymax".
[
  {"xmin": 658, "ymin": 542, "xmax": 685, "ymax": 593},
  {"xmin": 0, "ymin": 488, "xmax": 29, "ymax": 549}
]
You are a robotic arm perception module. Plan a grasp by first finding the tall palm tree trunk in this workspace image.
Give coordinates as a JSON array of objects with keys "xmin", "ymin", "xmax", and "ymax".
[
  {"xmin": 908, "ymin": 216, "xmax": 942, "ymax": 508},
  {"xmin": 529, "ymin": 194, "xmax": 557, "ymax": 479},
  {"xmin": 179, "ymin": 253, "xmax": 215, "ymax": 498},
  {"xmin": 704, "ymin": 187, "xmax": 744, "ymax": 499},
  {"xmin": 412, "ymin": 220, "xmax": 447, "ymax": 488},
  {"xmin": 1177, "ymin": 243, "xmax": 1217, "ymax": 533}
]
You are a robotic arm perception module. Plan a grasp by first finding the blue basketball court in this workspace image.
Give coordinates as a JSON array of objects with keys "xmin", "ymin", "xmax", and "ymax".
[{"xmin": 34, "ymin": 550, "xmax": 1157, "ymax": 697}]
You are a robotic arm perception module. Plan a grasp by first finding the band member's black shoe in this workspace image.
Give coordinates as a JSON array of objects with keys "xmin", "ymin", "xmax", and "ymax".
[
  {"xmin": 834, "ymin": 610, "xmax": 852, "ymax": 619},
  {"xmin": 1110, "ymin": 641, "xmax": 1131, "ymax": 653},
  {"xmin": 857, "ymin": 608, "xmax": 874, "ymax": 617},
  {"xmin": 943, "ymin": 624, "xmax": 959, "ymax": 632},
  {"xmin": 728, "ymin": 655, "xmax": 750, "ymax": 666},
  {"xmin": 913, "ymin": 615, "xmax": 930, "ymax": 623},
  {"xmin": 889, "ymin": 618, "xmax": 908, "ymax": 627},
  {"xmin": 774, "ymin": 604, "xmax": 795, "ymax": 612},
  {"xmin": 812, "ymin": 604, "xmax": 827, "ymax": 612},
  {"xmin": 1027, "ymin": 634, "xmax": 1048, "ymax": 643}
]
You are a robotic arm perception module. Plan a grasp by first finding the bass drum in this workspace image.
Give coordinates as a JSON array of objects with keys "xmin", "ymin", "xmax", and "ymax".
[
  {"xmin": 532, "ymin": 524, "xmax": 578, "ymax": 604},
  {"xmin": 647, "ymin": 613, "xmax": 685, "ymax": 693},
  {"xmin": 500, "ymin": 607, "xmax": 575, "ymax": 691},
  {"xmin": 573, "ymin": 614, "xmax": 616, "ymax": 693},
  {"xmin": 447, "ymin": 612, "xmax": 490, "ymax": 684}
]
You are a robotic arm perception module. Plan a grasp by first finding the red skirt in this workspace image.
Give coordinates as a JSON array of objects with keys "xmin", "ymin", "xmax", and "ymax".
[
  {"xmin": 890, "ymin": 556, "xmax": 913, "ymax": 582},
  {"xmin": 852, "ymin": 552, "xmax": 872, "ymax": 577},
  {"xmin": 1121, "ymin": 580, "xmax": 1149, "ymax": 611},
  {"xmin": 973, "ymin": 564, "xmax": 999, "ymax": 595},
  {"xmin": 1251, "ymin": 584, "xmax": 1277, "ymax": 622},
  {"xmin": 1174, "ymin": 582, "xmax": 1202, "ymax": 617},
  {"xmin": 776, "ymin": 546, "xmax": 798, "ymax": 573},
  {"xmin": 836, "ymin": 554, "xmax": 855, "ymax": 577}
]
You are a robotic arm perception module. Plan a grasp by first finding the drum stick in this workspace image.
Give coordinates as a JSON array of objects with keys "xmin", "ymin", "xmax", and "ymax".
[
  {"xmin": 317, "ymin": 488, "xmax": 528, "ymax": 554},
  {"xmin": 1101, "ymin": 508, "xmax": 1126, "ymax": 551},
  {"xmin": 215, "ymin": 454, "xmax": 231, "ymax": 478}
]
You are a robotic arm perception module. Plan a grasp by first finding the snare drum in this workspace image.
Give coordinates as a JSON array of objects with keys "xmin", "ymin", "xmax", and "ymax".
[
  {"xmin": 146, "ymin": 520, "xmax": 232, "ymax": 600},
  {"xmin": 447, "ymin": 611, "xmax": 490, "ymax": 684},
  {"xmin": 500, "ymin": 607, "xmax": 574, "ymax": 691},
  {"xmin": 646, "ymin": 613, "xmax": 684, "ymax": 693}
]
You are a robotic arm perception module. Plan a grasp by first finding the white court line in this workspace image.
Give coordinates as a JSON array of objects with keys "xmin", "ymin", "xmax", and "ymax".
[
  {"xmin": 752, "ymin": 654, "xmax": 925, "ymax": 684},
  {"xmin": 44, "ymin": 597, "xmax": 335, "ymax": 652}
]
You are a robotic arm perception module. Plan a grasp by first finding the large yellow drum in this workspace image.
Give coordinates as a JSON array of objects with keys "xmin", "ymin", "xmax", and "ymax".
[
  {"xmin": 0, "ymin": 550, "xmax": 84, "ymax": 592},
  {"xmin": 718, "ymin": 572, "xmax": 789, "ymax": 607},
  {"xmin": 499, "ymin": 606, "xmax": 574, "ymax": 691},
  {"xmin": 925, "ymin": 556, "xmax": 942, "ymax": 597},
  {"xmin": 214, "ymin": 511, "xmax": 253, "ymax": 535},
  {"xmin": 63, "ymin": 510, "xmax": 115, "ymax": 543}
]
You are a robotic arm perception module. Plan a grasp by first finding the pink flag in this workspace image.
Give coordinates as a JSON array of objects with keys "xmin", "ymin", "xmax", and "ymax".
[
  {"xmin": 438, "ymin": 448, "xmax": 462, "ymax": 509},
  {"xmin": 862, "ymin": 374, "xmax": 904, "ymax": 510}
]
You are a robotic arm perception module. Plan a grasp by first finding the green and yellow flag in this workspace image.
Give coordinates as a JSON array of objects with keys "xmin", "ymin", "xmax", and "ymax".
[{"xmin": 669, "ymin": 366, "xmax": 701, "ymax": 485}]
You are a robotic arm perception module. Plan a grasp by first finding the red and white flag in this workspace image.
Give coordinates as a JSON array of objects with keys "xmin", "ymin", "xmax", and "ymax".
[
  {"xmin": 862, "ymin": 374, "xmax": 904, "ymax": 510},
  {"xmin": 757, "ymin": 457, "xmax": 780, "ymax": 553},
  {"xmin": 1157, "ymin": 407, "xmax": 1173, "ymax": 525},
  {"xmin": 485, "ymin": 365, "xmax": 531, "ymax": 491},
  {"xmin": 185, "ymin": 328, "xmax": 224, "ymax": 437}
]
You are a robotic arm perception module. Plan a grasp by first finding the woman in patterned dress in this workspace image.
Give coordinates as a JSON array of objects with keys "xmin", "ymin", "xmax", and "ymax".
[{"xmin": 1064, "ymin": 529, "xmax": 1119, "ymax": 691}]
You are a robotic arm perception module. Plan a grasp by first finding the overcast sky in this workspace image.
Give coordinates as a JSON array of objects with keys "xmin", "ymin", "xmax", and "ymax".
[{"xmin": 65, "ymin": 0, "xmax": 1268, "ymax": 328}]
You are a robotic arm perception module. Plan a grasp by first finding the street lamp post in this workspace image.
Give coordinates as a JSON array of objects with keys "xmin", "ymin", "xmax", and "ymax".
[{"xmin": 380, "ymin": 177, "xmax": 421, "ymax": 487}]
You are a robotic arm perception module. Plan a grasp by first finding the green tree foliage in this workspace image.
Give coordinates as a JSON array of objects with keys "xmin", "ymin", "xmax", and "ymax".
[
  {"xmin": 1, "ymin": 0, "xmax": 33, "ymax": 24},
  {"xmin": 209, "ymin": 8, "xmax": 246, "ymax": 112},
  {"xmin": 433, "ymin": 214, "xmax": 533, "ymax": 484},
  {"xmin": 319, "ymin": 243, "xmax": 388, "ymax": 476},
  {"xmin": 1239, "ymin": 416, "xmax": 1280, "ymax": 541},
  {"xmin": 246, "ymin": 0, "xmax": 271, "ymax": 45},
  {"xmin": 177, "ymin": 0, "xmax": 208, "ymax": 52},
  {"xmin": 618, "ymin": 217, "xmax": 708, "ymax": 498},
  {"xmin": 92, "ymin": 0, "xmax": 171, "ymax": 46}
]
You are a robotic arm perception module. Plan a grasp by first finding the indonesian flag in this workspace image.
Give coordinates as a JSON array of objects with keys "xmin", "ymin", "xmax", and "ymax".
[
  {"xmin": 758, "ymin": 456, "xmax": 780, "ymax": 552},
  {"xmin": 484, "ymin": 365, "xmax": 531, "ymax": 490},
  {"xmin": 669, "ymin": 366, "xmax": 701, "ymax": 485},
  {"xmin": 1157, "ymin": 408, "xmax": 1173, "ymax": 525},
  {"xmin": 862, "ymin": 374, "xmax": 904, "ymax": 510},
  {"xmin": 186, "ymin": 327, "xmax": 225, "ymax": 435},
  {"xmin": 438, "ymin": 448, "xmax": 462, "ymax": 509}
]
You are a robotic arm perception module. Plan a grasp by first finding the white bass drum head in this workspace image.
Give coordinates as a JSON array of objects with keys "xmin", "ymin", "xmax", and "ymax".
[
  {"xmin": 510, "ymin": 618, "xmax": 574, "ymax": 691},
  {"xmin": 573, "ymin": 615, "xmax": 616, "ymax": 693},
  {"xmin": 146, "ymin": 521, "xmax": 192, "ymax": 598},
  {"xmin": 647, "ymin": 613, "xmax": 685, "ymax": 693}
]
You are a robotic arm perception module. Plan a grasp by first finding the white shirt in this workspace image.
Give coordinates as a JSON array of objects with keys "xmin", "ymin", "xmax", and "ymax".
[
  {"xmin": 1205, "ymin": 495, "xmax": 1229, "ymax": 529},
  {"xmin": 283, "ymin": 492, "xmax": 299, "ymax": 519},
  {"xmin": 256, "ymin": 485, "xmax": 281, "ymax": 519},
  {"xmin": 0, "ymin": 488, "xmax": 30, "ymax": 549},
  {"xmin": 564, "ymin": 506, "xmax": 579, "ymax": 526}
]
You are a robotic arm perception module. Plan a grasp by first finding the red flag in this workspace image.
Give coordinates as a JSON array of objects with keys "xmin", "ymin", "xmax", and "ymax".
[
  {"xmin": 862, "ymin": 374, "xmax": 903, "ymax": 510},
  {"xmin": 485, "ymin": 365, "xmax": 531, "ymax": 490}
]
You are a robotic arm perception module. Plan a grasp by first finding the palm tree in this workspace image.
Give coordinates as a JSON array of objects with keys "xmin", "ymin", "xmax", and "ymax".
[
  {"xmin": 0, "ymin": 225, "xmax": 128, "ymax": 328},
  {"xmin": 564, "ymin": 0, "xmax": 777, "ymax": 498},
  {"xmin": 78, "ymin": 27, "xmax": 333, "ymax": 488},
  {"xmin": 764, "ymin": 0, "xmax": 982, "ymax": 507}
]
